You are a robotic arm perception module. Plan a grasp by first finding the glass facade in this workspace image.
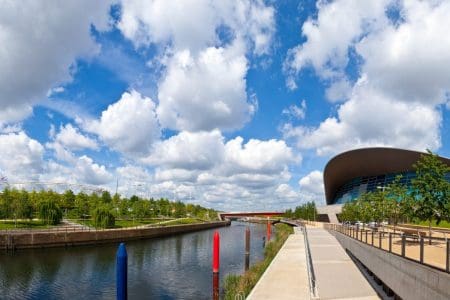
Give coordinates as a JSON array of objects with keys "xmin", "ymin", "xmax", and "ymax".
[{"xmin": 332, "ymin": 171, "xmax": 450, "ymax": 204}]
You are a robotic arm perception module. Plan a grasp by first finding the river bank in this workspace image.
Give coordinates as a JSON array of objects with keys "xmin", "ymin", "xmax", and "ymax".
[{"xmin": 1, "ymin": 220, "xmax": 230, "ymax": 250}]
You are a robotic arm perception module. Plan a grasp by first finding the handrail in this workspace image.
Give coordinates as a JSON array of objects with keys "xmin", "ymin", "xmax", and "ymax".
[
  {"xmin": 301, "ymin": 224, "xmax": 319, "ymax": 299},
  {"xmin": 324, "ymin": 223, "xmax": 450, "ymax": 274}
]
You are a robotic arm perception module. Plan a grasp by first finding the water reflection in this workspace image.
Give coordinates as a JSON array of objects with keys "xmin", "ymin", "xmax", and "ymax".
[{"xmin": 0, "ymin": 222, "xmax": 269, "ymax": 299}]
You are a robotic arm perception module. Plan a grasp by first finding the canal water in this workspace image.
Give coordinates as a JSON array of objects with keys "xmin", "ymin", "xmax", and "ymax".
[{"xmin": 0, "ymin": 222, "xmax": 269, "ymax": 299}]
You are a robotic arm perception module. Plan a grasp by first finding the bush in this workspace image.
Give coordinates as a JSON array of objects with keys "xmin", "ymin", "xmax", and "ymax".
[
  {"xmin": 38, "ymin": 200, "xmax": 63, "ymax": 225},
  {"xmin": 92, "ymin": 206, "xmax": 115, "ymax": 228}
]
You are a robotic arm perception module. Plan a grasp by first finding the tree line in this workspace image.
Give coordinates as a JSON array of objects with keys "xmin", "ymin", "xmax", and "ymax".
[
  {"xmin": 340, "ymin": 150, "xmax": 450, "ymax": 239},
  {"xmin": 0, "ymin": 188, "xmax": 217, "ymax": 228},
  {"xmin": 283, "ymin": 201, "xmax": 318, "ymax": 221}
]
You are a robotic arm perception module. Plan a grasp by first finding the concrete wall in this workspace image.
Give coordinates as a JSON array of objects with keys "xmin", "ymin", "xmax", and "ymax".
[
  {"xmin": 1, "ymin": 221, "xmax": 230, "ymax": 250},
  {"xmin": 330, "ymin": 230, "xmax": 450, "ymax": 300}
]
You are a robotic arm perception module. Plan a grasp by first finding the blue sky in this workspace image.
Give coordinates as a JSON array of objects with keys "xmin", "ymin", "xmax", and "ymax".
[{"xmin": 1, "ymin": 0, "xmax": 450, "ymax": 211}]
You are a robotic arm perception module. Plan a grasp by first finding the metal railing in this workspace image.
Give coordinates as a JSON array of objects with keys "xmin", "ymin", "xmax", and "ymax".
[
  {"xmin": 324, "ymin": 223, "xmax": 450, "ymax": 273},
  {"xmin": 299, "ymin": 224, "xmax": 319, "ymax": 299}
]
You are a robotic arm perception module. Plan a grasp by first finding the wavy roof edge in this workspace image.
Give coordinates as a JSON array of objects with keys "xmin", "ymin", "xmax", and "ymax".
[{"xmin": 323, "ymin": 147, "xmax": 450, "ymax": 205}]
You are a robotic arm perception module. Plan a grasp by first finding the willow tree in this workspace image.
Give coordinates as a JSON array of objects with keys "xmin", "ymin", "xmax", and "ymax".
[{"xmin": 412, "ymin": 150, "xmax": 450, "ymax": 244}]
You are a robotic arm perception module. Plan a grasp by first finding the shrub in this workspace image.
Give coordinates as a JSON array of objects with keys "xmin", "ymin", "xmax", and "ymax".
[
  {"xmin": 38, "ymin": 200, "xmax": 63, "ymax": 225},
  {"xmin": 92, "ymin": 206, "xmax": 115, "ymax": 228}
]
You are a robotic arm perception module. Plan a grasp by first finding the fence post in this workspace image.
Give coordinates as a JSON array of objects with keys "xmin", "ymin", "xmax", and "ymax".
[
  {"xmin": 365, "ymin": 230, "xmax": 368, "ymax": 243},
  {"xmin": 420, "ymin": 237, "xmax": 424, "ymax": 264},
  {"xmin": 446, "ymin": 239, "xmax": 450, "ymax": 273},
  {"xmin": 116, "ymin": 243, "xmax": 127, "ymax": 300},
  {"xmin": 245, "ymin": 227, "xmax": 250, "ymax": 271},
  {"xmin": 378, "ymin": 232, "xmax": 382, "ymax": 248},
  {"xmin": 401, "ymin": 234, "xmax": 406, "ymax": 257},
  {"xmin": 389, "ymin": 233, "xmax": 392, "ymax": 253},
  {"xmin": 372, "ymin": 231, "xmax": 374, "ymax": 246}
]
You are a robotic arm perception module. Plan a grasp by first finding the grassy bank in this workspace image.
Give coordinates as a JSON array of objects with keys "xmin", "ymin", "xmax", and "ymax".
[
  {"xmin": 412, "ymin": 220, "xmax": 450, "ymax": 229},
  {"xmin": 73, "ymin": 217, "xmax": 205, "ymax": 229},
  {"xmin": 0, "ymin": 220, "xmax": 53, "ymax": 230},
  {"xmin": 223, "ymin": 223, "xmax": 294, "ymax": 299}
]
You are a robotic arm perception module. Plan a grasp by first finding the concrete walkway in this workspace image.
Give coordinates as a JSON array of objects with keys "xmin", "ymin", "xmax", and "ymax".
[
  {"xmin": 247, "ymin": 227, "xmax": 310, "ymax": 299},
  {"xmin": 307, "ymin": 227, "xmax": 379, "ymax": 300}
]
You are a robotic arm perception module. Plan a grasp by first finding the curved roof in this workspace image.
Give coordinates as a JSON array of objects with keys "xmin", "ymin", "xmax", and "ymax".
[{"xmin": 323, "ymin": 148, "xmax": 450, "ymax": 205}]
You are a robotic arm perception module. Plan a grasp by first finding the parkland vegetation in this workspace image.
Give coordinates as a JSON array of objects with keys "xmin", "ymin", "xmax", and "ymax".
[
  {"xmin": 224, "ymin": 223, "xmax": 293, "ymax": 299},
  {"xmin": 283, "ymin": 201, "xmax": 318, "ymax": 221},
  {"xmin": 339, "ymin": 150, "xmax": 450, "ymax": 239},
  {"xmin": 0, "ymin": 188, "xmax": 217, "ymax": 229}
]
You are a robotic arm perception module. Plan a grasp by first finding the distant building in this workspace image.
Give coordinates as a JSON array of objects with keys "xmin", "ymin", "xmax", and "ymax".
[{"xmin": 317, "ymin": 148, "xmax": 450, "ymax": 223}]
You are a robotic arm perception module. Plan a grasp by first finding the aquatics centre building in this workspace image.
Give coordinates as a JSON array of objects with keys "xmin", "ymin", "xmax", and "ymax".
[{"xmin": 317, "ymin": 147, "xmax": 450, "ymax": 223}]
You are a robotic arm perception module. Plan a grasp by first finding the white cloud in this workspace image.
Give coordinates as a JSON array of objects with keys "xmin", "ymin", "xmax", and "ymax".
[
  {"xmin": 298, "ymin": 170, "xmax": 325, "ymax": 205},
  {"xmin": 356, "ymin": 0, "xmax": 450, "ymax": 106},
  {"xmin": 282, "ymin": 100, "xmax": 307, "ymax": 120},
  {"xmin": 0, "ymin": 1, "xmax": 112, "ymax": 124},
  {"xmin": 222, "ymin": 136, "xmax": 297, "ymax": 175},
  {"xmin": 55, "ymin": 124, "xmax": 98, "ymax": 151},
  {"xmin": 156, "ymin": 45, "xmax": 255, "ymax": 131},
  {"xmin": 0, "ymin": 132, "xmax": 44, "ymax": 182},
  {"xmin": 119, "ymin": 0, "xmax": 274, "ymax": 132},
  {"xmin": 283, "ymin": 0, "xmax": 450, "ymax": 156},
  {"xmin": 283, "ymin": 79, "xmax": 441, "ymax": 156},
  {"xmin": 325, "ymin": 77, "xmax": 352, "ymax": 103},
  {"xmin": 74, "ymin": 155, "xmax": 113, "ymax": 185},
  {"xmin": 284, "ymin": 0, "xmax": 389, "ymax": 87},
  {"xmin": 84, "ymin": 90, "xmax": 160, "ymax": 156},
  {"xmin": 145, "ymin": 130, "xmax": 224, "ymax": 170},
  {"xmin": 118, "ymin": 0, "xmax": 274, "ymax": 55}
]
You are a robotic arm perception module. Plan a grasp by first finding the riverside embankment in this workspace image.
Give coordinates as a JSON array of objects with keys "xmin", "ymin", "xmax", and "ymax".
[{"xmin": 1, "ymin": 220, "xmax": 230, "ymax": 250}]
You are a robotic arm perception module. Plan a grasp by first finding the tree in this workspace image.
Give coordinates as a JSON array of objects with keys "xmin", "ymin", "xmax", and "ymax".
[
  {"xmin": 62, "ymin": 190, "xmax": 76, "ymax": 211},
  {"xmin": 101, "ymin": 190, "xmax": 112, "ymax": 204},
  {"xmin": 75, "ymin": 192, "xmax": 90, "ymax": 218},
  {"xmin": 92, "ymin": 206, "xmax": 115, "ymax": 228},
  {"xmin": 38, "ymin": 199, "xmax": 63, "ymax": 225},
  {"xmin": 412, "ymin": 150, "xmax": 450, "ymax": 244}
]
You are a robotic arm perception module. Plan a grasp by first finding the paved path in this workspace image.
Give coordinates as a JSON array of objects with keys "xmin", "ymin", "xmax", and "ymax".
[
  {"xmin": 307, "ymin": 227, "xmax": 379, "ymax": 300},
  {"xmin": 247, "ymin": 227, "xmax": 310, "ymax": 299}
]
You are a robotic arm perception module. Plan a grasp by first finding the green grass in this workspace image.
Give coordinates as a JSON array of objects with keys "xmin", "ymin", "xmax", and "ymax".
[
  {"xmin": 71, "ymin": 217, "xmax": 203, "ymax": 229},
  {"xmin": 0, "ymin": 220, "xmax": 53, "ymax": 230},
  {"xmin": 413, "ymin": 220, "xmax": 450, "ymax": 229},
  {"xmin": 158, "ymin": 218, "xmax": 203, "ymax": 226},
  {"xmin": 223, "ymin": 224, "xmax": 294, "ymax": 299}
]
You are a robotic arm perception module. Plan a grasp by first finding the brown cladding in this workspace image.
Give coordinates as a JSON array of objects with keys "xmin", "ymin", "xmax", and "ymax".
[{"xmin": 323, "ymin": 148, "xmax": 450, "ymax": 205}]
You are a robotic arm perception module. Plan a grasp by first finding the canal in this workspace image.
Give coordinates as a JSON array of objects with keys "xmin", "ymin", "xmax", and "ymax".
[{"xmin": 0, "ymin": 222, "xmax": 269, "ymax": 299}]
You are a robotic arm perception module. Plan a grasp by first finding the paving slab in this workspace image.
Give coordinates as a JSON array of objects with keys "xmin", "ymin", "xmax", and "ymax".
[
  {"xmin": 307, "ymin": 228, "xmax": 379, "ymax": 300},
  {"xmin": 247, "ymin": 228, "xmax": 310, "ymax": 300}
]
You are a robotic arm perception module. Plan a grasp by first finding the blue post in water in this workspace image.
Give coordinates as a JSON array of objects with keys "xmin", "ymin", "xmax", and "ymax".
[{"xmin": 116, "ymin": 242, "xmax": 127, "ymax": 300}]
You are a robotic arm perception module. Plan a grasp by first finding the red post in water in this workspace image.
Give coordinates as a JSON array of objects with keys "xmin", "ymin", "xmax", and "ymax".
[
  {"xmin": 267, "ymin": 218, "xmax": 271, "ymax": 241},
  {"xmin": 212, "ymin": 231, "xmax": 220, "ymax": 300},
  {"xmin": 212, "ymin": 231, "xmax": 220, "ymax": 273}
]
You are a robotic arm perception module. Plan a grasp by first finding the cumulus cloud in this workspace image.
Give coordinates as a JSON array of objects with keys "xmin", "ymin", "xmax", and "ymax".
[
  {"xmin": 156, "ymin": 45, "xmax": 255, "ymax": 131},
  {"xmin": 298, "ymin": 170, "xmax": 325, "ymax": 205},
  {"xmin": 283, "ymin": 0, "xmax": 450, "ymax": 156},
  {"xmin": 118, "ymin": 0, "xmax": 274, "ymax": 132},
  {"xmin": 0, "ymin": 132, "xmax": 44, "ymax": 182},
  {"xmin": 144, "ymin": 130, "xmax": 224, "ymax": 170},
  {"xmin": 142, "ymin": 130, "xmax": 298, "ymax": 209},
  {"xmin": 284, "ymin": 0, "xmax": 389, "ymax": 86},
  {"xmin": 118, "ymin": 0, "xmax": 275, "ymax": 55},
  {"xmin": 74, "ymin": 156, "xmax": 113, "ymax": 185},
  {"xmin": 54, "ymin": 124, "xmax": 98, "ymax": 151},
  {"xmin": 283, "ymin": 78, "xmax": 442, "ymax": 156},
  {"xmin": 0, "ymin": 1, "xmax": 112, "ymax": 124},
  {"xmin": 84, "ymin": 90, "xmax": 160, "ymax": 156}
]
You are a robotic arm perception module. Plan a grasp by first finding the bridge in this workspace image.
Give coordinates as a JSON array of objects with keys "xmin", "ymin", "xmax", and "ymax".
[{"xmin": 218, "ymin": 211, "xmax": 283, "ymax": 221}]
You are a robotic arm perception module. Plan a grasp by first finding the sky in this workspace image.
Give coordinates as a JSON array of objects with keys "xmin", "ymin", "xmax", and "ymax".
[{"xmin": 1, "ymin": 0, "xmax": 450, "ymax": 211}]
